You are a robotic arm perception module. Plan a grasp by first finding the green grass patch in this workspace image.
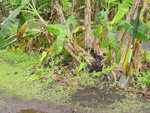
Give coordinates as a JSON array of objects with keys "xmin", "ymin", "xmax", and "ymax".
[
  {"xmin": 0, "ymin": 49, "xmax": 41, "ymax": 70},
  {"xmin": 0, "ymin": 61, "xmax": 42, "ymax": 98}
]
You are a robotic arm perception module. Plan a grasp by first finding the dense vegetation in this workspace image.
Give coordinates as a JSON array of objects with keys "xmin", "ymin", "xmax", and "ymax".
[{"xmin": 0, "ymin": 0, "xmax": 150, "ymax": 98}]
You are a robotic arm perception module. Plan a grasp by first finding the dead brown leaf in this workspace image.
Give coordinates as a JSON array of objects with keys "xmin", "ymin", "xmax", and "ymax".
[{"xmin": 17, "ymin": 22, "xmax": 27, "ymax": 42}]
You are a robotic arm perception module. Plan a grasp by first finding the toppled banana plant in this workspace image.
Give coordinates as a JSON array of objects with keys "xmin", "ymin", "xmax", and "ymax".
[
  {"xmin": 49, "ymin": 1, "xmax": 103, "ymax": 72},
  {"xmin": 14, "ymin": 19, "xmax": 52, "ymax": 53}
]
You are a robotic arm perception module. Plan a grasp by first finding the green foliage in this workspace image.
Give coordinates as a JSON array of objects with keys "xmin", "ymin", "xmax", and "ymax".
[
  {"xmin": 107, "ymin": 32, "xmax": 118, "ymax": 52},
  {"xmin": 0, "ymin": 6, "xmax": 21, "ymax": 46},
  {"xmin": 36, "ymin": 0, "xmax": 51, "ymax": 16},
  {"xmin": 65, "ymin": 15, "xmax": 75, "ymax": 28},
  {"xmin": 142, "ymin": 51, "xmax": 150, "ymax": 62},
  {"xmin": 77, "ymin": 62, "xmax": 87, "ymax": 74},
  {"xmin": 117, "ymin": 20, "xmax": 149, "ymax": 42},
  {"xmin": 0, "ymin": 0, "xmax": 46, "ymax": 48},
  {"xmin": 105, "ymin": 0, "xmax": 117, "ymax": 4},
  {"xmin": 54, "ymin": 34, "xmax": 66, "ymax": 54},
  {"xmin": 17, "ymin": 12, "xmax": 28, "ymax": 33},
  {"xmin": 40, "ymin": 51, "xmax": 47, "ymax": 62},
  {"xmin": 46, "ymin": 24, "xmax": 67, "ymax": 53},
  {"xmin": 62, "ymin": 0, "xmax": 70, "ymax": 11},
  {"xmin": 97, "ymin": 9, "xmax": 109, "ymax": 21},
  {"xmin": 92, "ymin": 63, "xmax": 117, "ymax": 77},
  {"xmin": 46, "ymin": 24, "xmax": 67, "ymax": 35},
  {"xmin": 48, "ymin": 53, "xmax": 64, "ymax": 68},
  {"xmin": 111, "ymin": 0, "xmax": 133, "ymax": 24},
  {"xmin": 46, "ymin": 15, "xmax": 74, "ymax": 53},
  {"xmin": 0, "ymin": 49, "xmax": 41, "ymax": 70},
  {"xmin": 134, "ymin": 70, "xmax": 150, "ymax": 88},
  {"xmin": 0, "ymin": 0, "xmax": 17, "ymax": 14},
  {"xmin": 0, "ymin": 61, "xmax": 42, "ymax": 97},
  {"xmin": 13, "ymin": 0, "xmax": 29, "ymax": 5}
]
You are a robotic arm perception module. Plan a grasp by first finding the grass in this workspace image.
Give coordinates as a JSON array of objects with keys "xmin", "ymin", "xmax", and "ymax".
[
  {"xmin": 0, "ymin": 49, "xmax": 53, "ymax": 100},
  {"xmin": 99, "ymin": 93, "xmax": 150, "ymax": 113},
  {"xmin": 0, "ymin": 61, "xmax": 42, "ymax": 98},
  {"xmin": 0, "ymin": 49, "xmax": 80, "ymax": 103},
  {"xmin": 0, "ymin": 49, "xmax": 150, "ymax": 112},
  {"xmin": 0, "ymin": 49, "xmax": 41, "ymax": 70}
]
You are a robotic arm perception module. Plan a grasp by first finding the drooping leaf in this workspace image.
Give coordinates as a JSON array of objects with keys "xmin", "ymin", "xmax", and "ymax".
[
  {"xmin": 65, "ymin": 15, "xmax": 74, "ymax": 28},
  {"xmin": 46, "ymin": 24, "xmax": 67, "ymax": 35},
  {"xmin": 108, "ymin": 32, "xmax": 118, "ymax": 52},
  {"xmin": 0, "ymin": 6, "xmax": 21, "ymax": 46},
  {"xmin": 17, "ymin": 22, "xmax": 27, "ymax": 42},
  {"xmin": 117, "ymin": 20, "xmax": 149, "ymax": 42},
  {"xmin": 17, "ymin": 12, "xmax": 28, "ymax": 33},
  {"xmin": 111, "ymin": 0, "xmax": 133, "ymax": 24},
  {"xmin": 130, "ymin": 19, "xmax": 149, "ymax": 34},
  {"xmin": 0, "ymin": 29, "xmax": 40, "ymax": 49},
  {"xmin": 54, "ymin": 34, "xmax": 66, "ymax": 54}
]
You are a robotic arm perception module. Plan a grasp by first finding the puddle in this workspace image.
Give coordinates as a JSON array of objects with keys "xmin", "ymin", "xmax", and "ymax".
[{"xmin": 18, "ymin": 109, "xmax": 47, "ymax": 113}]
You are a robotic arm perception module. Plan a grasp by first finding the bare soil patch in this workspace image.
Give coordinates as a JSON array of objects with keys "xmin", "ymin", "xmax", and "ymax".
[{"xmin": 0, "ymin": 86, "xmax": 150, "ymax": 113}]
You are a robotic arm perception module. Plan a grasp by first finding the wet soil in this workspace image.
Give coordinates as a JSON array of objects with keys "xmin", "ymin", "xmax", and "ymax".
[
  {"xmin": 71, "ymin": 86, "xmax": 150, "ymax": 113},
  {"xmin": 71, "ymin": 86, "xmax": 126, "ymax": 108},
  {"xmin": 0, "ymin": 94, "xmax": 74, "ymax": 113},
  {"xmin": 0, "ymin": 86, "xmax": 150, "ymax": 113},
  {"xmin": 0, "ymin": 60, "xmax": 150, "ymax": 113}
]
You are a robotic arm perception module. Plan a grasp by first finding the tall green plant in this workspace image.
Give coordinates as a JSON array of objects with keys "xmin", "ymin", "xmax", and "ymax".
[
  {"xmin": 95, "ymin": 0, "xmax": 121, "ymax": 65},
  {"xmin": 111, "ymin": 0, "xmax": 133, "ymax": 24},
  {"xmin": 46, "ymin": 15, "xmax": 75, "ymax": 54},
  {"xmin": 0, "ymin": 0, "xmax": 46, "ymax": 47}
]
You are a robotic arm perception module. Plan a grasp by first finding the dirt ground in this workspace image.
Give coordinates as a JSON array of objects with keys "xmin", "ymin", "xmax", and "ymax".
[
  {"xmin": 0, "ymin": 61, "xmax": 150, "ymax": 113},
  {"xmin": 0, "ymin": 86, "xmax": 150, "ymax": 113},
  {"xmin": 0, "ymin": 94, "xmax": 73, "ymax": 113}
]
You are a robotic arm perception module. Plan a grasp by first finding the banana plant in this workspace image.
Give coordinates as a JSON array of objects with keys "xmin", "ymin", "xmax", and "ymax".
[
  {"xmin": 119, "ymin": 1, "xmax": 150, "ymax": 77},
  {"xmin": 0, "ymin": 0, "xmax": 46, "ymax": 47},
  {"xmin": 95, "ymin": 0, "xmax": 125, "ymax": 65},
  {"xmin": 104, "ymin": 0, "xmax": 142, "ymax": 65},
  {"xmin": 46, "ymin": 15, "xmax": 75, "ymax": 54},
  {"xmin": 111, "ymin": 0, "xmax": 133, "ymax": 24}
]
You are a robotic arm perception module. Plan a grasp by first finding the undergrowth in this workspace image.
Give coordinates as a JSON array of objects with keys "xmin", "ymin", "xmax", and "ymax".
[
  {"xmin": 0, "ymin": 49, "xmax": 113, "ymax": 91},
  {"xmin": 0, "ymin": 49, "xmax": 41, "ymax": 70},
  {"xmin": 133, "ymin": 70, "xmax": 150, "ymax": 90},
  {"xmin": 0, "ymin": 49, "xmax": 150, "ymax": 96}
]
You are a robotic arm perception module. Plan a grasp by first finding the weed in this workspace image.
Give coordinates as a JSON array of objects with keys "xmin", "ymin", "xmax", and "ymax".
[
  {"xmin": 142, "ymin": 50, "xmax": 150, "ymax": 62},
  {"xmin": 133, "ymin": 70, "xmax": 150, "ymax": 89},
  {"xmin": 91, "ymin": 63, "xmax": 117, "ymax": 77}
]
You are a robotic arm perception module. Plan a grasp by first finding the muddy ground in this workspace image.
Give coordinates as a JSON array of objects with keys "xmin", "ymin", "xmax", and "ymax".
[
  {"xmin": 0, "ymin": 56, "xmax": 150, "ymax": 113},
  {"xmin": 0, "ymin": 86, "xmax": 150, "ymax": 113},
  {"xmin": 0, "ymin": 93, "xmax": 73, "ymax": 113}
]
